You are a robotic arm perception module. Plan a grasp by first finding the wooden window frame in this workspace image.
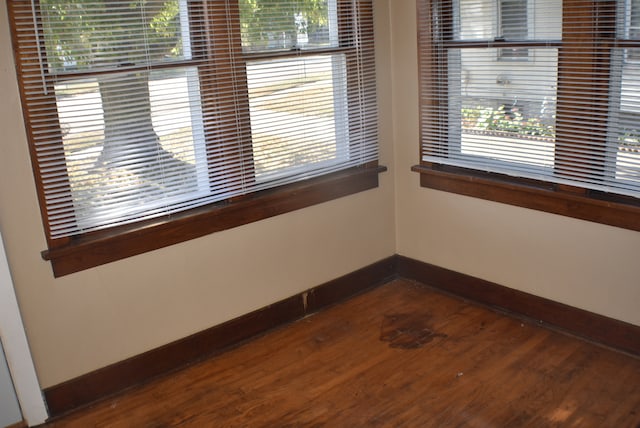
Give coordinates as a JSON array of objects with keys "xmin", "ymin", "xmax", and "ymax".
[
  {"xmin": 8, "ymin": 0, "xmax": 383, "ymax": 277},
  {"xmin": 415, "ymin": 0, "xmax": 640, "ymax": 231}
]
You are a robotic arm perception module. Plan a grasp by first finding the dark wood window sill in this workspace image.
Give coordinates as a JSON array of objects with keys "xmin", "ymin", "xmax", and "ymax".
[
  {"xmin": 412, "ymin": 164, "xmax": 640, "ymax": 232},
  {"xmin": 43, "ymin": 165, "xmax": 386, "ymax": 277}
]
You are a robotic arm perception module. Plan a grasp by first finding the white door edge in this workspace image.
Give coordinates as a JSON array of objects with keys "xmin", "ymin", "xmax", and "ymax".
[{"xmin": 0, "ymin": 232, "xmax": 48, "ymax": 426}]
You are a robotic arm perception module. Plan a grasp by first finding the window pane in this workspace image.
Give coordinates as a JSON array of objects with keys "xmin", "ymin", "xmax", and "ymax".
[
  {"xmin": 500, "ymin": 0, "xmax": 527, "ymax": 39},
  {"xmin": 609, "ymin": 45, "xmax": 640, "ymax": 193},
  {"xmin": 499, "ymin": 0, "xmax": 528, "ymax": 59},
  {"xmin": 41, "ymin": 0, "xmax": 191, "ymax": 73},
  {"xmin": 627, "ymin": 0, "xmax": 640, "ymax": 61},
  {"xmin": 239, "ymin": 0, "xmax": 338, "ymax": 52},
  {"xmin": 630, "ymin": 0, "xmax": 640, "ymax": 35},
  {"xmin": 246, "ymin": 55, "xmax": 348, "ymax": 182},
  {"xmin": 450, "ymin": 48, "xmax": 558, "ymax": 170},
  {"xmin": 53, "ymin": 67, "xmax": 206, "ymax": 235},
  {"xmin": 615, "ymin": 114, "xmax": 640, "ymax": 189}
]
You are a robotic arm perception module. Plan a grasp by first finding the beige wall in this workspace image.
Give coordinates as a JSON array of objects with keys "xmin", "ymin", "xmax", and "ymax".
[
  {"xmin": 391, "ymin": 0, "xmax": 640, "ymax": 327},
  {"xmin": 1, "ymin": 0, "xmax": 639, "ymax": 392},
  {"xmin": 0, "ymin": 0, "xmax": 395, "ymax": 388}
]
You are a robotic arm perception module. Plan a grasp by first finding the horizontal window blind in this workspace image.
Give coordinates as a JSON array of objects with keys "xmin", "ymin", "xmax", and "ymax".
[
  {"xmin": 10, "ymin": 0, "xmax": 378, "ymax": 239},
  {"xmin": 419, "ymin": 0, "xmax": 640, "ymax": 198}
]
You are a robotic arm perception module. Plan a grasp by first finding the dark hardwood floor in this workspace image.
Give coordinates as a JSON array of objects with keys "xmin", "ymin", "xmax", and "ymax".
[{"xmin": 42, "ymin": 279, "xmax": 640, "ymax": 427}]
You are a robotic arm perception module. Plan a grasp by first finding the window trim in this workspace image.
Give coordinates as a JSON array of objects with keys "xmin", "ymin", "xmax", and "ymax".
[
  {"xmin": 42, "ymin": 164, "xmax": 385, "ymax": 277},
  {"xmin": 415, "ymin": 0, "xmax": 640, "ymax": 231},
  {"xmin": 413, "ymin": 163, "xmax": 640, "ymax": 231}
]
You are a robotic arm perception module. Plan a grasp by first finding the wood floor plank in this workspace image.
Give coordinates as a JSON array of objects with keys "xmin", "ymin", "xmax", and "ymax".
[{"xmin": 43, "ymin": 279, "xmax": 640, "ymax": 427}]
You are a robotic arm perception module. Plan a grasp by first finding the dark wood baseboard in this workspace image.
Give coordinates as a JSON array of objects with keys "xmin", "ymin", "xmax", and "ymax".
[
  {"xmin": 43, "ymin": 256, "xmax": 397, "ymax": 419},
  {"xmin": 43, "ymin": 254, "xmax": 640, "ymax": 420},
  {"xmin": 395, "ymin": 255, "xmax": 640, "ymax": 357}
]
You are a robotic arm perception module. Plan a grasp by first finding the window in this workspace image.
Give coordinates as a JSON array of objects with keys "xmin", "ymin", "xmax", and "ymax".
[
  {"xmin": 499, "ymin": 0, "xmax": 529, "ymax": 60},
  {"xmin": 8, "ymin": 0, "xmax": 380, "ymax": 276},
  {"xmin": 626, "ymin": 0, "xmax": 640, "ymax": 61},
  {"xmin": 415, "ymin": 0, "xmax": 640, "ymax": 231}
]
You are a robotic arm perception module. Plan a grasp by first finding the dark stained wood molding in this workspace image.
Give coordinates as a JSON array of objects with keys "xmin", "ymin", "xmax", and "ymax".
[
  {"xmin": 42, "ymin": 256, "xmax": 397, "ymax": 419},
  {"xmin": 41, "ymin": 254, "xmax": 640, "ymax": 420},
  {"xmin": 395, "ymin": 255, "xmax": 640, "ymax": 357},
  {"xmin": 43, "ymin": 165, "xmax": 386, "ymax": 277},
  {"xmin": 306, "ymin": 255, "xmax": 398, "ymax": 313},
  {"xmin": 412, "ymin": 165, "xmax": 640, "ymax": 232}
]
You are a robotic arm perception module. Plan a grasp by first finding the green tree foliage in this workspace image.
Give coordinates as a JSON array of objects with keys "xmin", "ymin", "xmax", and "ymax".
[
  {"xmin": 239, "ymin": 0, "xmax": 330, "ymax": 51},
  {"xmin": 42, "ymin": 0, "xmax": 330, "ymax": 67},
  {"xmin": 41, "ymin": 0, "xmax": 183, "ymax": 71}
]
